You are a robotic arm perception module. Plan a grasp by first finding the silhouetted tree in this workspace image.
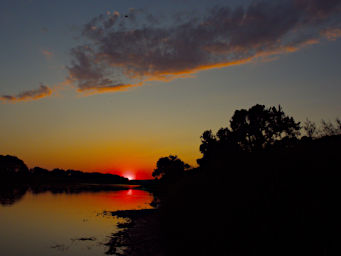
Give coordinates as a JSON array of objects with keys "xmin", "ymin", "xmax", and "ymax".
[
  {"xmin": 0, "ymin": 155, "xmax": 29, "ymax": 179},
  {"xmin": 31, "ymin": 167, "xmax": 49, "ymax": 176},
  {"xmin": 230, "ymin": 104, "xmax": 300, "ymax": 151},
  {"xmin": 198, "ymin": 104, "xmax": 301, "ymax": 167},
  {"xmin": 303, "ymin": 118, "xmax": 317, "ymax": 138},
  {"xmin": 320, "ymin": 118, "xmax": 341, "ymax": 136},
  {"xmin": 302, "ymin": 118, "xmax": 341, "ymax": 138},
  {"xmin": 152, "ymin": 155, "xmax": 190, "ymax": 183}
]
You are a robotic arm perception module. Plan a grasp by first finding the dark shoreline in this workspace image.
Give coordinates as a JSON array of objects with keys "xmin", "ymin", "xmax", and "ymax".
[{"xmin": 106, "ymin": 209, "xmax": 164, "ymax": 256}]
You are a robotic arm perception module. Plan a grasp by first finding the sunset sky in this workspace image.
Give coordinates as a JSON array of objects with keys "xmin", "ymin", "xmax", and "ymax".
[{"xmin": 1, "ymin": 0, "xmax": 341, "ymax": 179}]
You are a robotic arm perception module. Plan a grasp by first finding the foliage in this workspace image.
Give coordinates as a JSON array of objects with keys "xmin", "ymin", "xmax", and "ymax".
[
  {"xmin": 0, "ymin": 155, "xmax": 29, "ymax": 176},
  {"xmin": 303, "ymin": 118, "xmax": 341, "ymax": 138},
  {"xmin": 152, "ymin": 155, "xmax": 190, "ymax": 182},
  {"xmin": 198, "ymin": 104, "xmax": 301, "ymax": 166},
  {"xmin": 303, "ymin": 119, "xmax": 317, "ymax": 138},
  {"xmin": 320, "ymin": 118, "xmax": 341, "ymax": 136}
]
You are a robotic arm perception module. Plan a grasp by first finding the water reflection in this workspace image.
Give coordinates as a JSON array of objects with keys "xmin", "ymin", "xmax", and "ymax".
[
  {"xmin": 0, "ymin": 184, "xmax": 143, "ymax": 206},
  {"xmin": 0, "ymin": 187, "xmax": 153, "ymax": 256},
  {"xmin": 0, "ymin": 185, "xmax": 28, "ymax": 206}
]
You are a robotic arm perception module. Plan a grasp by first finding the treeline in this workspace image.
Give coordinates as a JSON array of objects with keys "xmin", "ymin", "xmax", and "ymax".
[
  {"xmin": 0, "ymin": 156, "xmax": 132, "ymax": 206},
  {"xmin": 0, "ymin": 155, "xmax": 129, "ymax": 185},
  {"xmin": 151, "ymin": 104, "xmax": 341, "ymax": 256}
]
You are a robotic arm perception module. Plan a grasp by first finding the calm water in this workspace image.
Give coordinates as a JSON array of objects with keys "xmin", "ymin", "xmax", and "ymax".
[{"xmin": 0, "ymin": 188, "xmax": 153, "ymax": 256}]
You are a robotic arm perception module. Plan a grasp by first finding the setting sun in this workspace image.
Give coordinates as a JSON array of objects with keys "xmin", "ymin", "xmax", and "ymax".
[{"xmin": 124, "ymin": 172, "xmax": 135, "ymax": 180}]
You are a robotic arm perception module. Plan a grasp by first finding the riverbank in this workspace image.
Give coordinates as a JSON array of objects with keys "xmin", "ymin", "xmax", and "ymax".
[{"xmin": 106, "ymin": 209, "xmax": 164, "ymax": 256}]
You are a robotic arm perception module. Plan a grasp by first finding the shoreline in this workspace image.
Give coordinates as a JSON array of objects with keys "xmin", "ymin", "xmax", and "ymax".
[{"xmin": 106, "ymin": 209, "xmax": 164, "ymax": 256}]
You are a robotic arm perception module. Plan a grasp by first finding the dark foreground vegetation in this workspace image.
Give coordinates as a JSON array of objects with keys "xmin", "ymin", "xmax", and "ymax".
[{"xmin": 109, "ymin": 104, "xmax": 341, "ymax": 256}]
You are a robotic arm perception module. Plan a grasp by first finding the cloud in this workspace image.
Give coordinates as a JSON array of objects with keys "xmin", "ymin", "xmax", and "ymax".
[
  {"xmin": 0, "ymin": 84, "xmax": 52, "ymax": 102},
  {"xmin": 321, "ymin": 27, "xmax": 341, "ymax": 40},
  {"xmin": 3, "ymin": 0, "xmax": 341, "ymax": 102},
  {"xmin": 66, "ymin": 0, "xmax": 341, "ymax": 94},
  {"xmin": 41, "ymin": 49, "xmax": 53, "ymax": 59}
]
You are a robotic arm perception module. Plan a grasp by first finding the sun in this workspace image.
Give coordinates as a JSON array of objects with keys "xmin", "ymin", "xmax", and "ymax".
[
  {"xmin": 124, "ymin": 171, "xmax": 135, "ymax": 180},
  {"xmin": 126, "ymin": 175, "xmax": 134, "ymax": 180}
]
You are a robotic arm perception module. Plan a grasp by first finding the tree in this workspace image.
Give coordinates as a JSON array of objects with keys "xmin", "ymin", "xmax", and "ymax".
[
  {"xmin": 230, "ymin": 104, "xmax": 300, "ymax": 151},
  {"xmin": 320, "ymin": 119, "xmax": 341, "ymax": 136},
  {"xmin": 303, "ymin": 119, "xmax": 317, "ymax": 138},
  {"xmin": 0, "ymin": 155, "xmax": 29, "ymax": 178},
  {"xmin": 197, "ymin": 104, "xmax": 301, "ymax": 166},
  {"xmin": 152, "ymin": 155, "xmax": 190, "ymax": 182},
  {"xmin": 303, "ymin": 118, "xmax": 341, "ymax": 138}
]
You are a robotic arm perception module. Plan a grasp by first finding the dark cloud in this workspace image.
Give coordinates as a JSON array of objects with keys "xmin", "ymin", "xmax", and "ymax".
[
  {"xmin": 0, "ymin": 84, "xmax": 52, "ymax": 102},
  {"xmin": 66, "ymin": 0, "xmax": 341, "ymax": 94}
]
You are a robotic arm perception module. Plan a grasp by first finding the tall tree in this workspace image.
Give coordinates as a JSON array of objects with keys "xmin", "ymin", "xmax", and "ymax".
[
  {"xmin": 230, "ymin": 104, "xmax": 300, "ymax": 151},
  {"xmin": 198, "ymin": 104, "xmax": 301, "ymax": 166}
]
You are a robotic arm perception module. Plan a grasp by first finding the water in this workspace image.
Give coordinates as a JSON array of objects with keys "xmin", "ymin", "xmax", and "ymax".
[{"xmin": 0, "ymin": 188, "xmax": 153, "ymax": 256}]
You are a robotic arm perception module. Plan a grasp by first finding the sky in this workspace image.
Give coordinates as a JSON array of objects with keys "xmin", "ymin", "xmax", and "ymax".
[{"xmin": 0, "ymin": 0, "xmax": 341, "ymax": 179}]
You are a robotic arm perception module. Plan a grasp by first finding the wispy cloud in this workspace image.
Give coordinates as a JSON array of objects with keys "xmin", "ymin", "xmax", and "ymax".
[
  {"xmin": 41, "ymin": 49, "xmax": 53, "ymax": 59},
  {"xmin": 321, "ymin": 27, "xmax": 341, "ymax": 40},
  {"xmin": 2, "ymin": 0, "xmax": 341, "ymax": 101},
  {"xmin": 0, "ymin": 84, "xmax": 52, "ymax": 102}
]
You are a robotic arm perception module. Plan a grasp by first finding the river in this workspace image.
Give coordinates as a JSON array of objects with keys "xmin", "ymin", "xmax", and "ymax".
[{"xmin": 0, "ymin": 187, "xmax": 153, "ymax": 256}]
